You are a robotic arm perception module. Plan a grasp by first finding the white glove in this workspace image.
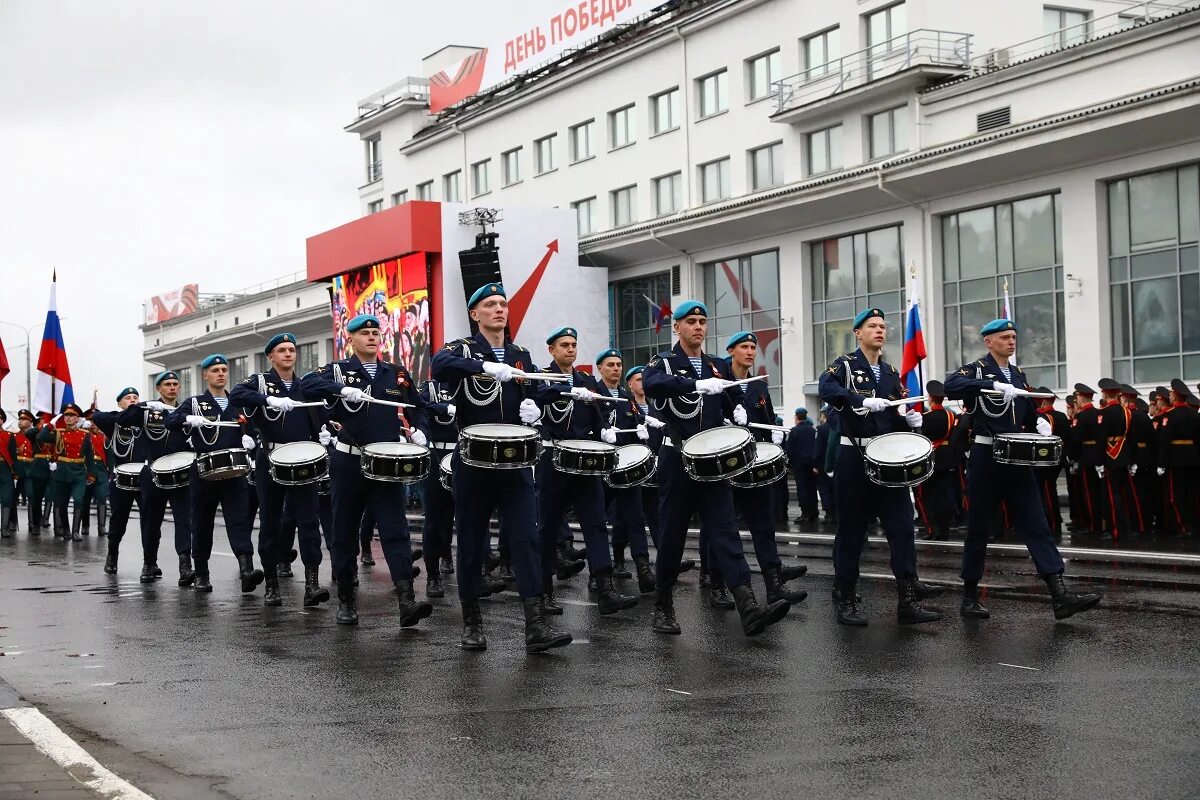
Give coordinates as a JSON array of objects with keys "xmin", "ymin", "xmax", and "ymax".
[
  {"xmin": 1069, "ymin": 463, "xmax": 1079, "ymax": 475},
  {"xmin": 771, "ymin": 429, "xmax": 784, "ymax": 446},
  {"xmin": 80, "ymin": 420, "xmax": 93, "ymax": 429},
  {"xmin": 636, "ymin": 424, "xmax": 649, "ymax": 441},
  {"xmin": 600, "ymin": 427, "xmax": 617, "ymax": 445},
  {"xmin": 481, "ymin": 362, "xmax": 514, "ymax": 382},
  {"xmin": 1095, "ymin": 465, "xmax": 1105, "ymax": 478},
  {"xmin": 266, "ymin": 396, "xmax": 296, "ymax": 412},
  {"xmin": 569, "ymin": 386, "xmax": 594, "ymax": 402},
  {"xmin": 410, "ymin": 429, "xmax": 428, "ymax": 447},
  {"xmin": 1036, "ymin": 417, "xmax": 1053, "ymax": 436},
  {"xmin": 318, "ymin": 428, "xmax": 332, "ymax": 446},
  {"xmin": 905, "ymin": 410, "xmax": 922, "ymax": 428},
  {"xmin": 446, "ymin": 404, "xmax": 456, "ymax": 419},
  {"xmin": 1, "ymin": 420, "xmax": 16, "ymax": 433},
  {"xmin": 1129, "ymin": 464, "xmax": 1138, "ymax": 476},
  {"xmin": 340, "ymin": 386, "xmax": 367, "ymax": 404},
  {"xmin": 242, "ymin": 435, "xmax": 256, "ymax": 451},
  {"xmin": 519, "ymin": 398, "xmax": 541, "ymax": 425},
  {"xmin": 644, "ymin": 416, "xmax": 666, "ymax": 430},
  {"xmin": 732, "ymin": 405, "xmax": 748, "ymax": 426},
  {"xmin": 184, "ymin": 415, "xmax": 208, "ymax": 428},
  {"xmin": 49, "ymin": 462, "xmax": 58, "ymax": 472},
  {"xmin": 992, "ymin": 381, "xmax": 1021, "ymax": 401},
  {"xmin": 694, "ymin": 377, "xmax": 727, "ymax": 396},
  {"xmin": 862, "ymin": 397, "xmax": 890, "ymax": 412},
  {"xmin": 1157, "ymin": 467, "xmax": 1166, "ymax": 476},
  {"xmin": 146, "ymin": 400, "xmax": 169, "ymax": 412}
]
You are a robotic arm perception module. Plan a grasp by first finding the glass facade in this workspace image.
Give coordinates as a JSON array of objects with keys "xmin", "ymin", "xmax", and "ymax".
[
  {"xmin": 703, "ymin": 250, "xmax": 783, "ymax": 404},
  {"xmin": 610, "ymin": 272, "xmax": 674, "ymax": 375},
  {"xmin": 1109, "ymin": 163, "xmax": 1200, "ymax": 383}
]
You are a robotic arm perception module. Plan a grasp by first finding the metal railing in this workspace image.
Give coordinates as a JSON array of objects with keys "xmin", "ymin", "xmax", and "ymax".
[
  {"xmin": 195, "ymin": 271, "xmax": 310, "ymax": 310},
  {"xmin": 366, "ymin": 159, "xmax": 383, "ymax": 183},
  {"xmin": 773, "ymin": 29, "xmax": 972, "ymax": 114},
  {"xmin": 355, "ymin": 77, "xmax": 430, "ymax": 118}
]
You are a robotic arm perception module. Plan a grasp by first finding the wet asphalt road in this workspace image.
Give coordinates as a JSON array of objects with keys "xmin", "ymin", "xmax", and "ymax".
[{"xmin": 2, "ymin": 522, "xmax": 1200, "ymax": 800}]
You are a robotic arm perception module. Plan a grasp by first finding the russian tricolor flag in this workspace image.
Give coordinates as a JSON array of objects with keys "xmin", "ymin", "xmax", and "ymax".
[
  {"xmin": 900, "ymin": 274, "xmax": 927, "ymax": 412},
  {"xmin": 33, "ymin": 272, "xmax": 74, "ymax": 414}
]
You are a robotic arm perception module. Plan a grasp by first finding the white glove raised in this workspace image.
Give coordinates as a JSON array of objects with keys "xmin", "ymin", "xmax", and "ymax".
[
  {"xmin": 862, "ymin": 397, "xmax": 890, "ymax": 412},
  {"xmin": 146, "ymin": 400, "xmax": 169, "ymax": 412},
  {"xmin": 242, "ymin": 435, "xmax": 256, "ymax": 451},
  {"xmin": 49, "ymin": 462, "xmax": 58, "ymax": 472},
  {"xmin": 569, "ymin": 386, "xmax": 594, "ymax": 402},
  {"xmin": 184, "ymin": 415, "xmax": 209, "ymax": 429},
  {"xmin": 0, "ymin": 420, "xmax": 16, "ymax": 433},
  {"xmin": 446, "ymin": 404, "xmax": 457, "ymax": 419},
  {"xmin": 644, "ymin": 416, "xmax": 666, "ymax": 430},
  {"xmin": 1095, "ymin": 465, "xmax": 1105, "ymax": 478},
  {"xmin": 1157, "ymin": 467, "xmax": 1166, "ymax": 476},
  {"xmin": 771, "ymin": 429, "xmax": 784, "ymax": 446},
  {"xmin": 992, "ymin": 381, "xmax": 1021, "ymax": 401},
  {"xmin": 340, "ymin": 386, "xmax": 367, "ymax": 404},
  {"xmin": 519, "ymin": 398, "xmax": 541, "ymax": 425},
  {"xmin": 905, "ymin": 410, "xmax": 923, "ymax": 428},
  {"xmin": 266, "ymin": 396, "xmax": 296, "ymax": 413},
  {"xmin": 636, "ymin": 424, "xmax": 649, "ymax": 441},
  {"xmin": 1036, "ymin": 417, "xmax": 1053, "ymax": 436},
  {"xmin": 1129, "ymin": 464, "xmax": 1138, "ymax": 476},
  {"xmin": 80, "ymin": 420, "xmax": 93, "ymax": 429},
  {"xmin": 318, "ymin": 428, "xmax": 332, "ymax": 446},
  {"xmin": 410, "ymin": 429, "xmax": 428, "ymax": 447},
  {"xmin": 481, "ymin": 361, "xmax": 515, "ymax": 382},
  {"xmin": 732, "ymin": 405, "xmax": 748, "ymax": 426},
  {"xmin": 694, "ymin": 377, "xmax": 728, "ymax": 396},
  {"xmin": 600, "ymin": 427, "xmax": 617, "ymax": 445}
]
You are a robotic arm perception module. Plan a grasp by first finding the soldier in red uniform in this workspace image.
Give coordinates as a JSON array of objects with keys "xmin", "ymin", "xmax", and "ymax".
[
  {"xmin": 1121, "ymin": 385, "xmax": 1157, "ymax": 536},
  {"xmin": 1157, "ymin": 379, "xmax": 1199, "ymax": 538},
  {"xmin": 13, "ymin": 410, "xmax": 35, "ymax": 534},
  {"xmin": 1070, "ymin": 383, "xmax": 1107, "ymax": 535},
  {"xmin": 1097, "ymin": 378, "xmax": 1140, "ymax": 540},
  {"xmin": 38, "ymin": 404, "xmax": 95, "ymax": 541},
  {"xmin": 915, "ymin": 380, "xmax": 959, "ymax": 542}
]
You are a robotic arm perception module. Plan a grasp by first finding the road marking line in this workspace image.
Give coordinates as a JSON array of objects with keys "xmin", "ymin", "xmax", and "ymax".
[
  {"xmin": 2, "ymin": 706, "xmax": 157, "ymax": 799},
  {"xmin": 998, "ymin": 662, "xmax": 1040, "ymax": 671},
  {"xmin": 90, "ymin": 682, "xmax": 117, "ymax": 687},
  {"xmin": 665, "ymin": 688, "xmax": 692, "ymax": 695}
]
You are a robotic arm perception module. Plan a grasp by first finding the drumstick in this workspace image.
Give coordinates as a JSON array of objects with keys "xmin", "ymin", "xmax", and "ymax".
[
  {"xmin": 198, "ymin": 421, "xmax": 242, "ymax": 428},
  {"xmin": 288, "ymin": 401, "xmax": 327, "ymax": 408},
  {"xmin": 576, "ymin": 391, "xmax": 630, "ymax": 403},
  {"xmin": 982, "ymin": 389, "xmax": 1055, "ymax": 399},
  {"xmin": 510, "ymin": 369, "xmax": 572, "ymax": 382},
  {"xmin": 362, "ymin": 397, "xmax": 415, "ymax": 409},
  {"xmin": 724, "ymin": 375, "xmax": 769, "ymax": 387},
  {"xmin": 748, "ymin": 422, "xmax": 791, "ymax": 433},
  {"xmin": 887, "ymin": 396, "xmax": 928, "ymax": 408}
]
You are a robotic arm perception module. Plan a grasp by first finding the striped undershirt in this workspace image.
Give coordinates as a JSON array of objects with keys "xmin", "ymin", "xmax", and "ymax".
[
  {"xmin": 214, "ymin": 396, "xmax": 229, "ymax": 411},
  {"xmin": 362, "ymin": 361, "xmax": 378, "ymax": 379}
]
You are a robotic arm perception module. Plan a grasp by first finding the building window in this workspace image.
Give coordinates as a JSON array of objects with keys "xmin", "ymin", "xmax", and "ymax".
[
  {"xmin": 803, "ymin": 27, "xmax": 840, "ymax": 79},
  {"xmin": 866, "ymin": 3, "xmax": 907, "ymax": 57},
  {"xmin": 227, "ymin": 356, "xmax": 247, "ymax": 383},
  {"xmin": 416, "ymin": 181, "xmax": 433, "ymax": 201},
  {"xmin": 611, "ymin": 272, "xmax": 674, "ymax": 373},
  {"xmin": 501, "ymin": 148, "xmax": 521, "ymax": 186},
  {"xmin": 443, "ymin": 171, "xmax": 462, "ymax": 202},
  {"xmin": 868, "ymin": 106, "xmax": 910, "ymax": 160},
  {"xmin": 570, "ymin": 120, "xmax": 595, "ymax": 163},
  {"xmin": 471, "ymin": 160, "xmax": 491, "ymax": 196},
  {"xmin": 699, "ymin": 158, "xmax": 730, "ymax": 204},
  {"xmin": 654, "ymin": 172, "xmax": 682, "ymax": 217},
  {"xmin": 1109, "ymin": 164, "xmax": 1200, "ymax": 383},
  {"xmin": 749, "ymin": 142, "xmax": 783, "ymax": 191},
  {"xmin": 697, "ymin": 70, "xmax": 728, "ymax": 119},
  {"xmin": 611, "ymin": 185, "xmax": 637, "ymax": 228},
  {"xmin": 806, "ymin": 125, "xmax": 842, "ymax": 176},
  {"xmin": 572, "ymin": 197, "xmax": 597, "ymax": 236},
  {"xmin": 746, "ymin": 50, "xmax": 781, "ymax": 102},
  {"xmin": 535, "ymin": 134, "xmax": 556, "ymax": 174},
  {"xmin": 650, "ymin": 88, "xmax": 680, "ymax": 135},
  {"xmin": 296, "ymin": 342, "xmax": 320, "ymax": 377},
  {"xmin": 391, "ymin": 190, "xmax": 408, "ymax": 206},
  {"xmin": 609, "ymin": 105, "xmax": 636, "ymax": 150},
  {"xmin": 1044, "ymin": 6, "xmax": 1092, "ymax": 48},
  {"xmin": 366, "ymin": 199, "xmax": 383, "ymax": 214},
  {"xmin": 810, "ymin": 225, "xmax": 905, "ymax": 379},
  {"xmin": 174, "ymin": 367, "xmax": 194, "ymax": 399},
  {"xmin": 941, "ymin": 193, "xmax": 1066, "ymax": 387},
  {"xmin": 366, "ymin": 138, "xmax": 382, "ymax": 183},
  {"xmin": 703, "ymin": 250, "xmax": 783, "ymax": 403}
]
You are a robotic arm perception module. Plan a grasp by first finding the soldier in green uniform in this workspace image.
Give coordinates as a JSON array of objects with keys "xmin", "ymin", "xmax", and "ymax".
[{"xmin": 38, "ymin": 403, "xmax": 95, "ymax": 542}]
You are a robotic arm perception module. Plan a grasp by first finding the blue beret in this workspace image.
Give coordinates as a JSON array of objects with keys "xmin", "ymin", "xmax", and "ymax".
[
  {"xmin": 795, "ymin": 407, "xmax": 807, "ymax": 416},
  {"xmin": 200, "ymin": 354, "xmax": 228, "ymax": 370},
  {"xmin": 154, "ymin": 371, "xmax": 179, "ymax": 386},
  {"xmin": 546, "ymin": 326, "xmax": 578, "ymax": 345},
  {"xmin": 624, "ymin": 365, "xmax": 644, "ymax": 380},
  {"xmin": 725, "ymin": 331, "xmax": 757, "ymax": 351},
  {"xmin": 595, "ymin": 348, "xmax": 622, "ymax": 365},
  {"xmin": 980, "ymin": 318, "xmax": 1017, "ymax": 336},
  {"xmin": 852, "ymin": 308, "xmax": 885, "ymax": 330},
  {"xmin": 264, "ymin": 332, "xmax": 297, "ymax": 355},
  {"xmin": 672, "ymin": 300, "xmax": 708, "ymax": 320},
  {"xmin": 347, "ymin": 315, "xmax": 381, "ymax": 333},
  {"xmin": 115, "ymin": 387, "xmax": 139, "ymax": 402},
  {"xmin": 468, "ymin": 283, "xmax": 505, "ymax": 309}
]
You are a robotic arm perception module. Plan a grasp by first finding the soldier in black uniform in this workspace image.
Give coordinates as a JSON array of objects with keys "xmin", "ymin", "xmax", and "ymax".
[
  {"xmin": 915, "ymin": 380, "xmax": 960, "ymax": 542},
  {"xmin": 1070, "ymin": 383, "xmax": 1108, "ymax": 535},
  {"xmin": 1096, "ymin": 378, "xmax": 1140, "ymax": 539},
  {"xmin": 416, "ymin": 376, "xmax": 457, "ymax": 599},
  {"xmin": 91, "ymin": 387, "xmax": 146, "ymax": 574},
  {"xmin": 1122, "ymin": 385, "xmax": 1158, "ymax": 536},
  {"xmin": 1157, "ymin": 379, "xmax": 1199, "ymax": 538},
  {"xmin": 1034, "ymin": 387, "xmax": 1070, "ymax": 539}
]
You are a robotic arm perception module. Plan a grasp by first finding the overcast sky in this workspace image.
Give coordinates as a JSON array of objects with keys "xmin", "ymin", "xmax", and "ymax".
[{"xmin": 0, "ymin": 0, "xmax": 510, "ymax": 411}]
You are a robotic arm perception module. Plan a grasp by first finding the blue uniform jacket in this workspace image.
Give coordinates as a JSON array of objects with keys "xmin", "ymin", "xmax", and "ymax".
[
  {"xmin": 229, "ymin": 369, "xmax": 322, "ymax": 445},
  {"xmin": 299, "ymin": 356, "xmax": 426, "ymax": 448},
  {"xmin": 716, "ymin": 360, "xmax": 775, "ymax": 443},
  {"xmin": 643, "ymin": 343, "xmax": 744, "ymax": 442},
  {"xmin": 165, "ymin": 392, "xmax": 246, "ymax": 453},
  {"xmin": 943, "ymin": 353, "xmax": 1037, "ymax": 437},
  {"xmin": 534, "ymin": 363, "xmax": 614, "ymax": 442},
  {"xmin": 92, "ymin": 409, "xmax": 149, "ymax": 465},
  {"xmin": 602, "ymin": 384, "xmax": 644, "ymax": 432},
  {"xmin": 417, "ymin": 379, "xmax": 458, "ymax": 444},
  {"xmin": 429, "ymin": 333, "xmax": 540, "ymax": 428},
  {"xmin": 817, "ymin": 349, "xmax": 909, "ymax": 439},
  {"xmin": 786, "ymin": 419, "xmax": 816, "ymax": 468},
  {"xmin": 116, "ymin": 402, "xmax": 190, "ymax": 461}
]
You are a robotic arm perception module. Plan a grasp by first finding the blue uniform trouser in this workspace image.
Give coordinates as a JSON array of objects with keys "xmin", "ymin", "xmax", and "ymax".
[
  {"xmin": 280, "ymin": 491, "xmax": 333, "ymax": 553},
  {"xmin": 255, "ymin": 450, "xmax": 322, "ymax": 569},
  {"xmin": 536, "ymin": 450, "xmax": 612, "ymax": 578},
  {"xmin": 421, "ymin": 462, "xmax": 454, "ymax": 574},
  {"xmin": 734, "ymin": 482, "xmax": 781, "ymax": 571},
  {"xmin": 794, "ymin": 463, "xmax": 817, "ymax": 516},
  {"xmin": 452, "ymin": 454, "xmax": 540, "ymax": 601},
  {"xmin": 330, "ymin": 450, "xmax": 413, "ymax": 587},
  {"xmin": 656, "ymin": 446, "xmax": 751, "ymax": 591},
  {"xmin": 641, "ymin": 485, "xmax": 660, "ymax": 546},
  {"xmin": 832, "ymin": 444, "xmax": 917, "ymax": 584},
  {"xmin": 139, "ymin": 467, "xmax": 192, "ymax": 560},
  {"xmin": 605, "ymin": 485, "xmax": 650, "ymax": 559},
  {"xmin": 963, "ymin": 443, "xmax": 1065, "ymax": 582},
  {"xmin": 189, "ymin": 470, "xmax": 253, "ymax": 566},
  {"xmin": 106, "ymin": 483, "xmax": 140, "ymax": 546}
]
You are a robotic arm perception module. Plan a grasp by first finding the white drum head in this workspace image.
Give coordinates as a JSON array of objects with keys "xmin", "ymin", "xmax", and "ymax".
[
  {"xmin": 270, "ymin": 441, "xmax": 326, "ymax": 465},
  {"xmin": 363, "ymin": 442, "xmax": 427, "ymax": 457},
  {"xmin": 114, "ymin": 463, "xmax": 143, "ymax": 476},
  {"xmin": 463, "ymin": 423, "xmax": 534, "ymax": 440},
  {"xmin": 682, "ymin": 426, "xmax": 751, "ymax": 456},
  {"xmin": 153, "ymin": 452, "xmax": 195, "ymax": 471},
  {"xmin": 753, "ymin": 442, "xmax": 783, "ymax": 464},
  {"xmin": 864, "ymin": 433, "xmax": 932, "ymax": 464},
  {"xmin": 440, "ymin": 453, "xmax": 454, "ymax": 473},
  {"xmin": 559, "ymin": 440, "xmax": 615, "ymax": 453},
  {"xmin": 614, "ymin": 444, "xmax": 652, "ymax": 469},
  {"xmin": 1000, "ymin": 433, "xmax": 1050, "ymax": 442}
]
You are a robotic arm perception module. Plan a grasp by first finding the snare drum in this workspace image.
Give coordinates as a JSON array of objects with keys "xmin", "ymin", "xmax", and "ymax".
[
  {"xmin": 458, "ymin": 424, "xmax": 542, "ymax": 469},
  {"xmin": 268, "ymin": 441, "xmax": 329, "ymax": 486},
  {"xmin": 605, "ymin": 444, "xmax": 656, "ymax": 489},
  {"xmin": 196, "ymin": 448, "xmax": 252, "ymax": 481},
  {"xmin": 439, "ymin": 453, "xmax": 454, "ymax": 492},
  {"xmin": 863, "ymin": 432, "xmax": 934, "ymax": 488},
  {"xmin": 992, "ymin": 433, "xmax": 1062, "ymax": 467},
  {"xmin": 360, "ymin": 442, "xmax": 430, "ymax": 484},
  {"xmin": 680, "ymin": 427, "xmax": 756, "ymax": 482},
  {"xmin": 150, "ymin": 452, "xmax": 195, "ymax": 490},
  {"xmin": 553, "ymin": 440, "xmax": 616, "ymax": 476},
  {"xmin": 113, "ymin": 463, "xmax": 144, "ymax": 492},
  {"xmin": 729, "ymin": 442, "xmax": 788, "ymax": 489}
]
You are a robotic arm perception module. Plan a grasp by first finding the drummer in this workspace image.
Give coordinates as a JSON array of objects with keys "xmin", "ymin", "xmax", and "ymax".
[
  {"xmin": 117, "ymin": 371, "xmax": 195, "ymax": 585},
  {"xmin": 92, "ymin": 388, "xmax": 146, "ymax": 574},
  {"xmin": 166, "ymin": 355, "xmax": 265, "ymax": 595},
  {"xmin": 643, "ymin": 300, "xmax": 790, "ymax": 637},
  {"xmin": 817, "ymin": 307, "xmax": 940, "ymax": 626},
  {"xmin": 301, "ymin": 315, "xmax": 431, "ymax": 628},
  {"xmin": 533, "ymin": 332, "xmax": 637, "ymax": 615},
  {"xmin": 430, "ymin": 284, "xmax": 573, "ymax": 652},
  {"xmin": 943, "ymin": 319, "xmax": 1101, "ymax": 620},
  {"xmin": 230, "ymin": 333, "xmax": 331, "ymax": 608},
  {"xmin": 416, "ymin": 375, "xmax": 457, "ymax": 599}
]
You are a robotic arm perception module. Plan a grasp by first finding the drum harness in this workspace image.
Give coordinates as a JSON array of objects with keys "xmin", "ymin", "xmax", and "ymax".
[
  {"xmin": 964, "ymin": 362, "xmax": 1019, "ymax": 446},
  {"xmin": 835, "ymin": 354, "xmax": 886, "ymax": 461},
  {"xmin": 189, "ymin": 397, "xmax": 224, "ymax": 449},
  {"xmin": 250, "ymin": 373, "xmax": 326, "ymax": 454},
  {"xmin": 649, "ymin": 353, "xmax": 705, "ymax": 452}
]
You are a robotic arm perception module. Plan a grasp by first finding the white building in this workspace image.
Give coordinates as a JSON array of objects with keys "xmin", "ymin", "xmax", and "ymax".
[{"xmin": 348, "ymin": 0, "xmax": 1200, "ymax": 409}]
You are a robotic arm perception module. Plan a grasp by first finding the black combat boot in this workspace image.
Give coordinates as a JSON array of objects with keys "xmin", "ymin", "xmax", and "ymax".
[
  {"xmin": 594, "ymin": 568, "xmax": 638, "ymax": 615},
  {"xmin": 426, "ymin": 572, "xmax": 445, "ymax": 598},
  {"xmin": 194, "ymin": 566, "xmax": 213, "ymax": 593},
  {"xmin": 303, "ymin": 566, "xmax": 330, "ymax": 606},
  {"xmin": 523, "ymin": 597, "xmax": 572, "ymax": 653},
  {"xmin": 440, "ymin": 555, "xmax": 455, "ymax": 574},
  {"xmin": 913, "ymin": 578, "xmax": 943, "ymax": 600},
  {"xmin": 763, "ymin": 566, "xmax": 808, "ymax": 605},
  {"xmin": 238, "ymin": 554, "xmax": 265, "ymax": 593},
  {"xmin": 732, "ymin": 583, "xmax": 790, "ymax": 637},
  {"xmin": 103, "ymin": 545, "xmax": 118, "ymax": 575},
  {"xmin": 26, "ymin": 506, "xmax": 38, "ymax": 536},
  {"xmin": 96, "ymin": 504, "xmax": 107, "ymax": 536},
  {"xmin": 80, "ymin": 506, "xmax": 90, "ymax": 536},
  {"xmin": 336, "ymin": 584, "xmax": 358, "ymax": 625},
  {"xmin": 555, "ymin": 546, "xmax": 585, "ymax": 580},
  {"xmin": 779, "ymin": 563, "xmax": 808, "ymax": 581},
  {"xmin": 560, "ymin": 539, "xmax": 586, "ymax": 561},
  {"xmin": 278, "ymin": 549, "xmax": 297, "ymax": 578},
  {"xmin": 460, "ymin": 600, "xmax": 486, "ymax": 651},
  {"xmin": 960, "ymin": 582, "xmax": 990, "ymax": 619},
  {"xmin": 897, "ymin": 577, "xmax": 943, "ymax": 625},
  {"xmin": 480, "ymin": 566, "xmax": 506, "ymax": 597},
  {"xmin": 0, "ymin": 508, "xmax": 11, "ymax": 539},
  {"xmin": 139, "ymin": 561, "xmax": 157, "ymax": 584},
  {"xmin": 177, "ymin": 554, "xmax": 195, "ymax": 586},
  {"xmin": 394, "ymin": 579, "xmax": 433, "ymax": 627},
  {"xmin": 71, "ymin": 509, "xmax": 83, "ymax": 541},
  {"xmin": 542, "ymin": 577, "xmax": 563, "ymax": 615},
  {"xmin": 634, "ymin": 554, "xmax": 656, "ymax": 594},
  {"xmin": 611, "ymin": 543, "xmax": 632, "ymax": 578},
  {"xmin": 833, "ymin": 581, "xmax": 867, "ymax": 626},
  {"xmin": 263, "ymin": 566, "xmax": 282, "ymax": 607},
  {"xmin": 676, "ymin": 557, "xmax": 695, "ymax": 575},
  {"xmin": 708, "ymin": 572, "xmax": 735, "ymax": 610},
  {"xmin": 360, "ymin": 546, "xmax": 375, "ymax": 567},
  {"xmin": 1043, "ymin": 573, "xmax": 1102, "ymax": 620},
  {"xmin": 651, "ymin": 587, "xmax": 681, "ymax": 635}
]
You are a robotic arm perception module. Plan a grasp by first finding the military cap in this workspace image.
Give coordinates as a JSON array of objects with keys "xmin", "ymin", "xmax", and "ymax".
[
  {"xmin": 794, "ymin": 407, "xmax": 808, "ymax": 417},
  {"xmin": 61, "ymin": 403, "xmax": 83, "ymax": 416},
  {"xmin": 264, "ymin": 332, "xmax": 297, "ymax": 355},
  {"xmin": 545, "ymin": 326, "xmax": 578, "ymax": 345},
  {"xmin": 155, "ymin": 371, "xmax": 180, "ymax": 386},
  {"xmin": 852, "ymin": 308, "xmax": 885, "ymax": 330},
  {"xmin": 1074, "ymin": 382, "xmax": 1095, "ymax": 396},
  {"xmin": 1135, "ymin": 399, "xmax": 1150, "ymax": 413},
  {"xmin": 1097, "ymin": 378, "xmax": 1122, "ymax": 393},
  {"xmin": 624, "ymin": 365, "xmax": 644, "ymax": 381},
  {"xmin": 926, "ymin": 380, "xmax": 946, "ymax": 397},
  {"xmin": 980, "ymin": 318, "xmax": 1017, "ymax": 336},
  {"xmin": 17, "ymin": 409, "xmax": 34, "ymax": 420},
  {"xmin": 672, "ymin": 300, "xmax": 708, "ymax": 320},
  {"xmin": 1119, "ymin": 384, "xmax": 1139, "ymax": 397},
  {"xmin": 346, "ymin": 315, "xmax": 380, "ymax": 333},
  {"xmin": 725, "ymin": 331, "xmax": 757, "ymax": 350},
  {"xmin": 115, "ymin": 386, "xmax": 139, "ymax": 402},
  {"xmin": 468, "ymin": 283, "xmax": 505, "ymax": 309},
  {"xmin": 1170, "ymin": 378, "xmax": 1193, "ymax": 398},
  {"xmin": 200, "ymin": 354, "xmax": 228, "ymax": 370},
  {"xmin": 1037, "ymin": 386, "xmax": 1058, "ymax": 397},
  {"xmin": 1156, "ymin": 385, "xmax": 1170, "ymax": 401},
  {"xmin": 595, "ymin": 348, "xmax": 622, "ymax": 365}
]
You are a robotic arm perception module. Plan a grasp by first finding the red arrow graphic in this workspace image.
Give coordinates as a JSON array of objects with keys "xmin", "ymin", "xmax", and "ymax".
[{"xmin": 507, "ymin": 239, "xmax": 559, "ymax": 339}]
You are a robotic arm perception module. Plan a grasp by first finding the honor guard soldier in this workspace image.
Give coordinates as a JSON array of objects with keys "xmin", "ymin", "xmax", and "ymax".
[
  {"xmin": 84, "ymin": 413, "xmax": 109, "ymax": 536},
  {"xmin": 819, "ymin": 308, "xmax": 940, "ymax": 626},
  {"xmin": 416, "ymin": 376, "xmax": 458, "ymax": 598},
  {"xmin": 624, "ymin": 365, "xmax": 681, "ymax": 563},
  {"xmin": 533, "ymin": 331, "xmax": 637, "ymax": 615},
  {"xmin": 24, "ymin": 413, "xmax": 56, "ymax": 535},
  {"xmin": 39, "ymin": 403, "xmax": 95, "ymax": 542},
  {"xmin": 230, "ymin": 333, "xmax": 332, "ymax": 608},
  {"xmin": 1034, "ymin": 387, "xmax": 1071, "ymax": 539},
  {"xmin": 1097, "ymin": 378, "xmax": 1141, "ymax": 539},
  {"xmin": 944, "ymin": 319, "xmax": 1101, "ymax": 620},
  {"xmin": 92, "ymin": 388, "xmax": 146, "ymax": 573},
  {"xmin": 166, "ymin": 354, "xmax": 265, "ymax": 595},
  {"xmin": 0, "ymin": 410, "xmax": 16, "ymax": 537},
  {"xmin": 914, "ymin": 380, "xmax": 959, "ymax": 542},
  {"xmin": 1070, "ymin": 383, "xmax": 1107, "ymax": 534},
  {"xmin": 430, "ymin": 284, "xmax": 573, "ymax": 652},
  {"xmin": 13, "ymin": 410, "xmax": 36, "ymax": 534},
  {"xmin": 1122, "ymin": 385, "xmax": 1159, "ymax": 535},
  {"xmin": 1156, "ymin": 379, "xmax": 1199, "ymax": 538},
  {"xmin": 301, "ymin": 315, "xmax": 432, "ymax": 628},
  {"xmin": 644, "ymin": 300, "xmax": 790, "ymax": 637},
  {"xmin": 785, "ymin": 407, "xmax": 818, "ymax": 525}
]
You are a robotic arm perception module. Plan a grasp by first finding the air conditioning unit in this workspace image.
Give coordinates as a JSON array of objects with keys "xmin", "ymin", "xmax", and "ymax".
[{"xmin": 984, "ymin": 48, "xmax": 1010, "ymax": 69}]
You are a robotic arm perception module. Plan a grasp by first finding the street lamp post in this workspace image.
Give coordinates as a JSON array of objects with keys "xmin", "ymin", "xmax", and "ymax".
[{"xmin": 0, "ymin": 320, "xmax": 40, "ymax": 409}]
